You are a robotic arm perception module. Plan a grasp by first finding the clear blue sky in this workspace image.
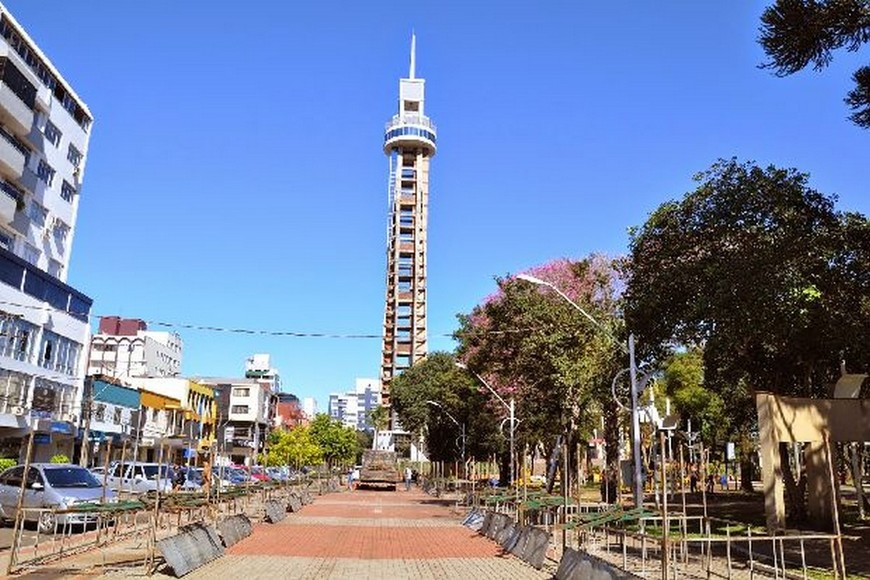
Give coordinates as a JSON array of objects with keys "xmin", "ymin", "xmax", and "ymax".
[{"xmin": 7, "ymin": 1, "xmax": 868, "ymax": 411}]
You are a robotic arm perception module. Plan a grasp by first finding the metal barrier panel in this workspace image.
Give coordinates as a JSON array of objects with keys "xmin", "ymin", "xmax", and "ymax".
[
  {"xmin": 502, "ymin": 524, "xmax": 523, "ymax": 552},
  {"xmin": 479, "ymin": 511, "xmax": 494, "ymax": 536},
  {"xmin": 555, "ymin": 548, "xmax": 641, "ymax": 580},
  {"xmin": 509, "ymin": 525, "xmax": 530, "ymax": 558},
  {"xmin": 264, "ymin": 499, "xmax": 286, "ymax": 523},
  {"xmin": 217, "ymin": 514, "xmax": 253, "ymax": 548},
  {"xmin": 520, "ymin": 526, "xmax": 551, "ymax": 570},
  {"xmin": 287, "ymin": 494, "xmax": 303, "ymax": 513},
  {"xmin": 486, "ymin": 513, "xmax": 510, "ymax": 540},
  {"xmin": 156, "ymin": 523, "xmax": 224, "ymax": 577},
  {"xmin": 495, "ymin": 520, "xmax": 516, "ymax": 547}
]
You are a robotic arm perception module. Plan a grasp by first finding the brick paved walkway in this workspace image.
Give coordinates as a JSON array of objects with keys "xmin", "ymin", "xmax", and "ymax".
[{"xmin": 175, "ymin": 488, "xmax": 549, "ymax": 579}]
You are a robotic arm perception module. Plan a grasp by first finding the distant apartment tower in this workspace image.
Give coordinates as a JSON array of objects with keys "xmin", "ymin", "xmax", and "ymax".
[
  {"xmin": 0, "ymin": 5, "xmax": 94, "ymax": 463},
  {"xmin": 301, "ymin": 397, "xmax": 317, "ymax": 420},
  {"xmin": 380, "ymin": 35, "xmax": 436, "ymax": 407},
  {"xmin": 328, "ymin": 378, "xmax": 382, "ymax": 431},
  {"xmin": 88, "ymin": 316, "xmax": 182, "ymax": 378},
  {"xmin": 245, "ymin": 353, "xmax": 280, "ymax": 393}
]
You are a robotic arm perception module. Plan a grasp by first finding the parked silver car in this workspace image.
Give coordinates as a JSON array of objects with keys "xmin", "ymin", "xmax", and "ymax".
[
  {"xmin": 104, "ymin": 462, "xmax": 173, "ymax": 494},
  {"xmin": 0, "ymin": 464, "xmax": 117, "ymax": 533}
]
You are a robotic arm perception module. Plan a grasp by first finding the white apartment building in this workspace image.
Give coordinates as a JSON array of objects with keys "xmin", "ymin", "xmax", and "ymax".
[
  {"xmin": 196, "ymin": 376, "xmax": 270, "ymax": 466},
  {"xmin": 328, "ymin": 378, "xmax": 382, "ymax": 431},
  {"xmin": 88, "ymin": 316, "xmax": 182, "ymax": 379},
  {"xmin": 0, "ymin": 4, "xmax": 94, "ymax": 463},
  {"xmin": 302, "ymin": 397, "xmax": 317, "ymax": 420}
]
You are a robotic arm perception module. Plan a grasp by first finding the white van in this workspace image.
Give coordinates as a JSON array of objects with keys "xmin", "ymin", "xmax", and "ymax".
[{"xmin": 104, "ymin": 462, "xmax": 173, "ymax": 494}]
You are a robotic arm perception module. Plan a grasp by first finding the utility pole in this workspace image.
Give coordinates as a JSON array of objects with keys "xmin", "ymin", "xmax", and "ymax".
[{"xmin": 79, "ymin": 375, "xmax": 93, "ymax": 467}]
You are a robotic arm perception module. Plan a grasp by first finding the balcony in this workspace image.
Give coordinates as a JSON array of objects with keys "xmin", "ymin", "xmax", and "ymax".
[
  {"xmin": 0, "ymin": 127, "xmax": 25, "ymax": 181},
  {"xmin": 0, "ymin": 83, "xmax": 34, "ymax": 135},
  {"xmin": 385, "ymin": 114, "xmax": 437, "ymax": 133}
]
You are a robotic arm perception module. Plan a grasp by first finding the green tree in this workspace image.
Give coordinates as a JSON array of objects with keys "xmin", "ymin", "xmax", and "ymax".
[
  {"xmin": 264, "ymin": 425, "xmax": 322, "ymax": 468},
  {"xmin": 661, "ymin": 349, "xmax": 724, "ymax": 444},
  {"xmin": 367, "ymin": 405, "xmax": 390, "ymax": 450},
  {"xmin": 308, "ymin": 414, "xmax": 358, "ymax": 467},
  {"xmin": 390, "ymin": 352, "xmax": 501, "ymax": 464},
  {"xmin": 759, "ymin": 0, "xmax": 870, "ymax": 127},
  {"xmin": 625, "ymin": 158, "xmax": 870, "ymax": 513},
  {"xmin": 454, "ymin": 256, "xmax": 626, "ymax": 486}
]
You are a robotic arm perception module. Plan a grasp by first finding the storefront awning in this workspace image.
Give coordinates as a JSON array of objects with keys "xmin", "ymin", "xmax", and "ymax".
[{"xmin": 0, "ymin": 414, "xmax": 27, "ymax": 429}]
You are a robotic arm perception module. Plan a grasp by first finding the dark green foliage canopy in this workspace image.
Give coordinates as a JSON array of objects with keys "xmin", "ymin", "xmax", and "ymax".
[
  {"xmin": 626, "ymin": 159, "xmax": 870, "ymax": 435},
  {"xmin": 759, "ymin": 0, "xmax": 870, "ymax": 127},
  {"xmin": 389, "ymin": 352, "xmax": 501, "ymax": 462}
]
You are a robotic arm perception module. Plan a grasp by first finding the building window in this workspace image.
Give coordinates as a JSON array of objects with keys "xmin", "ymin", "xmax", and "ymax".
[
  {"xmin": 232, "ymin": 387, "xmax": 250, "ymax": 397},
  {"xmin": 22, "ymin": 242, "xmax": 39, "ymax": 266},
  {"xmin": 52, "ymin": 219, "xmax": 69, "ymax": 242},
  {"xmin": 0, "ymin": 317, "xmax": 36, "ymax": 362},
  {"xmin": 0, "ymin": 228, "xmax": 14, "ymax": 252},
  {"xmin": 94, "ymin": 403, "xmax": 105, "ymax": 422},
  {"xmin": 37, "ymin": 329, "xmax": 80, "ymax": 375},
  {"xmin": 47, "ymin": 259, "xmax": 62, "ymax": 278},
  {"xmin": 36, "ymin": 159, "xmax": 55, "ymax": 186},
  {"xmin": 27, "ymin": 201, "xmax": 47, "ymax": 227},
  {"xmin": 231, "ymin": 405, "xmax": 249, "ymax": 414},
  {"xmin": 67, "ymin": 144, "xmax": 82, "ymax": 168},
  {"xmin": 113, "ymin": 407, "xmax": 122, "ymax": 424},
  {"xmin": 44, "ymin": 121, "xmax": 61, "ymax": 147},
  {"xmin": 60, "ymin": 181, "xmax": 75, "ymax": 203}
]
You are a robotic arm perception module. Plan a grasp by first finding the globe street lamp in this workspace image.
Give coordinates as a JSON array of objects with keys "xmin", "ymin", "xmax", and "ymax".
[
  {"xmin": 515, "ymin": 273, "xmax": 647, "ymax": 508},
  {"xmin": 426, "ymin": 400, "xmax": 466, "ymax": 477},
  {"xmin": 455, "ymin": 362, "xmax": 517, "ymax": 494}
]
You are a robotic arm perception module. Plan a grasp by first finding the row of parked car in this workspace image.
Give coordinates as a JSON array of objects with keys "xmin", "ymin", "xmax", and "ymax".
[{"xmin": 0, "ymin": 462, "xmax": 302, "ymax": 533}]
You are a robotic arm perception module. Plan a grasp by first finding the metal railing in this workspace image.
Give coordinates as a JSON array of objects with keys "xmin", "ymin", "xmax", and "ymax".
[
  {"xmin": 5, "ymin": 475, "xmax": 342, "ymax": 576},
  {"xmin": 384, "ymin": 114, "xmax": 437, "ymax": 133}
]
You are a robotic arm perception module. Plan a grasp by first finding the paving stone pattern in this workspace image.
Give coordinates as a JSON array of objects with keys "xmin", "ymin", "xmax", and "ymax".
[{"xmin": 179, "ymin": 488, "xmax": 549, "ymax": 579}]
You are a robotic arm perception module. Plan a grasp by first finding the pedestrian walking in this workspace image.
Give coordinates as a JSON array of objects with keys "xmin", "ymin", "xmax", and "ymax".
[
  {"xmin": 404, "ymin": 466, "xmax": 412, "ymax": 491},
  {"xmin": 689, "ymin": 467, "xmax": 698, "ymax": 494}
]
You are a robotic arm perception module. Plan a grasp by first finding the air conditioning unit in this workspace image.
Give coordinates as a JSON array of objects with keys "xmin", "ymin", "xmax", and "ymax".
[
  {"xmin": 42, "ymin": 229, "xmax": 51, "ymax": 240},
  {"xmin": 10, "ymin": 406, "xmax": 25, "ymax": 415},
  {"xmin": 61, "ymin": 412, "xmax": 77, "ymax": 423}
]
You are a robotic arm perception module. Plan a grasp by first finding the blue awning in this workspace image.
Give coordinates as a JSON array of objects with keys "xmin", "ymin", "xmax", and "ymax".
[{"xmin": 50, "ymin": 421, "xmax": 74, "ymax": 435}]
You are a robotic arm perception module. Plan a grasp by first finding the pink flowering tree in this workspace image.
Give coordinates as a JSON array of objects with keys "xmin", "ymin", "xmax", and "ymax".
[{"xmin": 454, "ymin": 254, "xmax": 626, "ymax": 485}]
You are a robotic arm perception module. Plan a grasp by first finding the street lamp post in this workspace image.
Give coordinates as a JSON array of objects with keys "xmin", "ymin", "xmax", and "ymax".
[
  {"xmin": 516, "ymin": 273, "xmax": 647, "ymax": 508},
  {"xmin": 455, "ymin": 363, "xmax": 517, "ymax": 494},
  {"xmin": 426, "ymin": 400, "xmax": 466, "ymax": 478}
]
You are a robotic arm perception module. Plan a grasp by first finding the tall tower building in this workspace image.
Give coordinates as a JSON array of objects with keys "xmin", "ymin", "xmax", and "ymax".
[{"xmin": 380, "ymin": 35, "xmax": 436, "ymax": 407}]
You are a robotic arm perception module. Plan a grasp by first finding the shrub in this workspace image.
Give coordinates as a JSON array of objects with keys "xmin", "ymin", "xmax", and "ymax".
[
  {"xmin": 49, "ymin": 454, "xmax": 70, "ymax": 464},
  {"xmin": 0, "ymin": 458, "xmax": 16, "ymax": 472}
]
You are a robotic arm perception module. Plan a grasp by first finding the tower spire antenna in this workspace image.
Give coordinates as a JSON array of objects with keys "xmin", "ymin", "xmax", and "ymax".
[{"xmin": 409, "ymin": 31, "xmax": 416, "ymax": 79}]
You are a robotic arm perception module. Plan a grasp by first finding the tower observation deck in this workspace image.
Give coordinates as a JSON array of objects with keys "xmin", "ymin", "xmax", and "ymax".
[{"xmin": 380, "ymin": 34, "xmax": 436, "ymax": 411}]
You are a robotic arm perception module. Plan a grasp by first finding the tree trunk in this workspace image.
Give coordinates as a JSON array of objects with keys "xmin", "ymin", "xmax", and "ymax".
[
  {"xmin": 546, "ymin": 435, "xmax": 562, "ymax": 493},
  {"xmin": 851, "ymin": 443, "xmax": 865, "ymax": 519},
  {"xmin": 739, "ymin": 434, "xmax": 755, "ymax": 492},
  {"xmin": 779, "ymin": 442, "xmax": 807, "ymax": 523},
  {"xmin": 499, "ymin": 449, "xmax": 510, "ymax": 487},
  {"xmin": 603, "ymin": 399, "xmax": 620, "ymax": 473}
]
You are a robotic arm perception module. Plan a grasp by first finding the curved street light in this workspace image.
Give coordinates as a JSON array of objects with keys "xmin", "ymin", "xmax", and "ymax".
[
  {"xmin": 455, "ymin": 362, "xmax": 517, "ymax": 492},
  {"xmin": 426, "ymin": 400, "xmax": 466, "ymax": 476},
  {"xmin": 516, "ymin": 273, "xmax": 647, "ymax": 508}
]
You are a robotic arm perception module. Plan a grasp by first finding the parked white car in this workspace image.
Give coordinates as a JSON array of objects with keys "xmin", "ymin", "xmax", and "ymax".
[
  {"xmin": 104, "ymin": 462, "xmax": 173, "ymax": 494},
  {"xmin": 0, "ymin": 464, "xmax": 117, "ymax": 533}
]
